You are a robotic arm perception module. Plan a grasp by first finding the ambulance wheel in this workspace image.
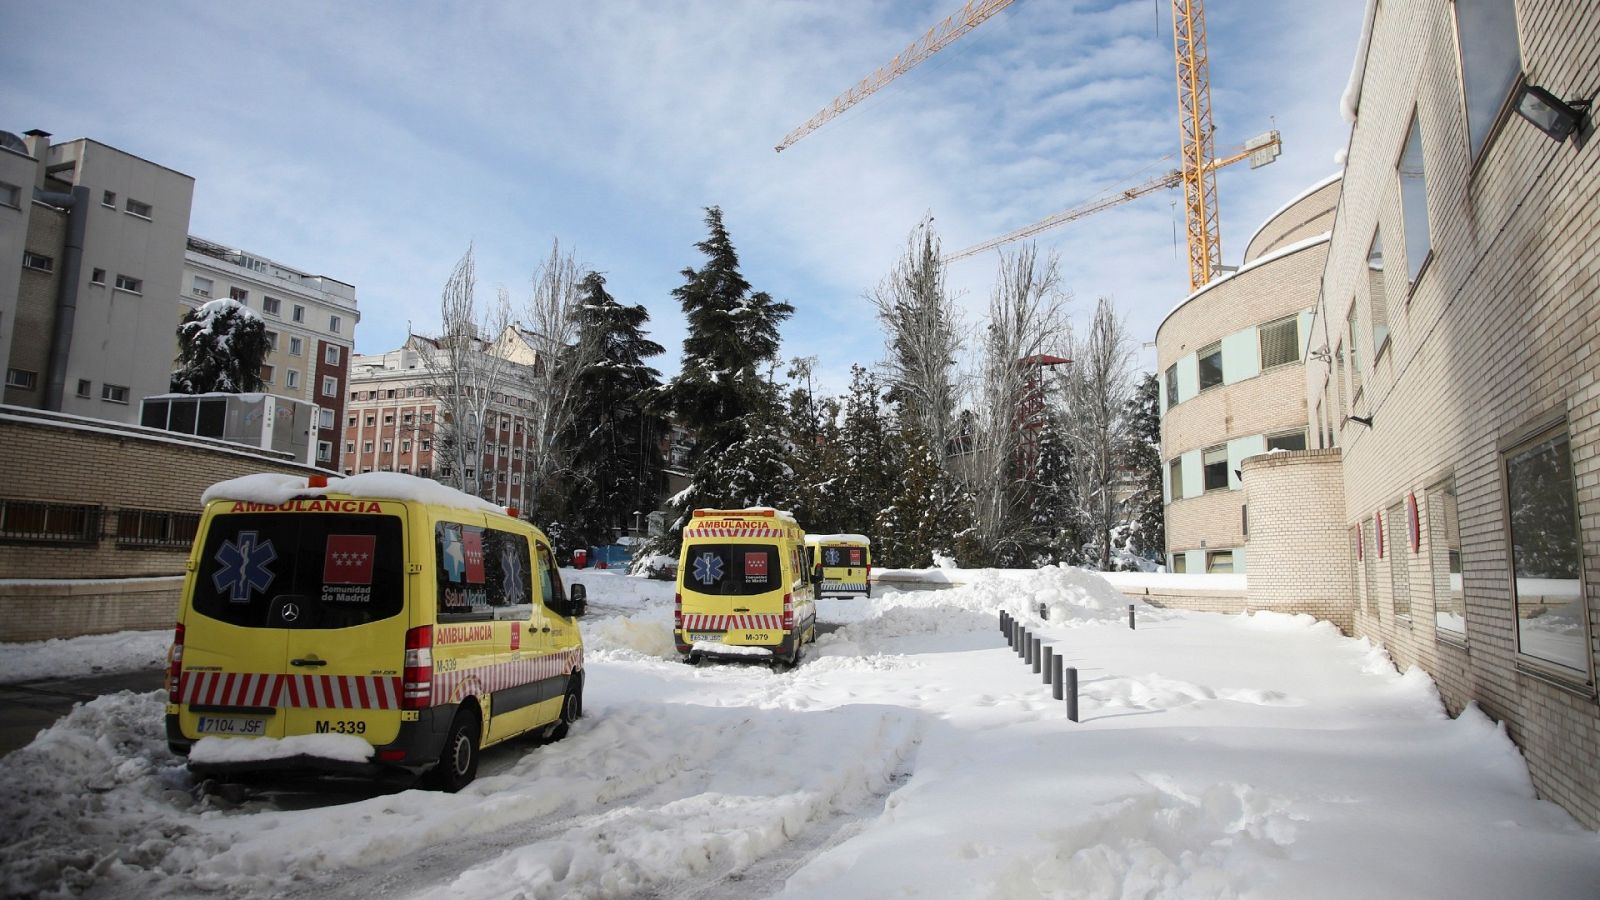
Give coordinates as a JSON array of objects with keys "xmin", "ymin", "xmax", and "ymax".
[
  {"xmin": 429, "ymin": 709, "xmax": 480, "ymax": 793},
  {"xmin": 548, "ymin": 677, "xmax": 583, "ymax": 741}
]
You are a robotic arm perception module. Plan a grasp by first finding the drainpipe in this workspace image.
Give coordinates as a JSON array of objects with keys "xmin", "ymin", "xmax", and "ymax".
[{"xmin": 34, "ymin": 183, "xmax": 90, "ymax": 411}]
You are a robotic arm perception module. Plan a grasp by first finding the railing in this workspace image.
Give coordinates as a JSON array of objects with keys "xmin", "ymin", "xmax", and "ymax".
[{"xmin": 115, "ymin": 509, "xmax": 200, "ymax": 548}]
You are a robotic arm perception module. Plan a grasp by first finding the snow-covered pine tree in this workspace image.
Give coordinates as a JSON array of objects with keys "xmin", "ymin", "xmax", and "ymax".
[
  {"xmin": 558, "ymin": 271, "xmax": 667, "ymax": 552},
  {"xmin": 876, "ymin": 422, "xmax": 973, "ymax": 568},
  {"xmin": 833, "ymin": 366, "xmax": 896, "ymax": 536},
  {"xmin": 171, "ymin": 299, "xmax": 270, "ymax": 394},
  {"xmin": 1025, "ymin": 406, "xmax": 1084, "ymax": 565},
  {"xmin": 1118, "ymin": 371, "xmax": 1165, "ymax": 568}
]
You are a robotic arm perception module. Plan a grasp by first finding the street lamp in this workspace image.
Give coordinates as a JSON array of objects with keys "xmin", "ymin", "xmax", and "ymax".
[{"xmin": 1512, "ymin": 84, "xmax": 1591, "ymax": 143}]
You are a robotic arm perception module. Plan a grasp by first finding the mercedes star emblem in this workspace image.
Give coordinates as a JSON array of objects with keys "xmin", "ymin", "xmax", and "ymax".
[{"xmin": 281, "ymin": 602, "xmax": 300, "ymax": 622}]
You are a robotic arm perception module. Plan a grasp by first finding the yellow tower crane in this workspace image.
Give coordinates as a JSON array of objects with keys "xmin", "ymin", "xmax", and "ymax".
[{"xmin": 775, "ymin": 0, "xmax": 1272, "ymax": 292}]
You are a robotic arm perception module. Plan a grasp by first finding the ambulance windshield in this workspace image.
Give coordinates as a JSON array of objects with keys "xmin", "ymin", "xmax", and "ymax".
[
  {"xmin": 683, "ymin": 544, "xmax": 781, "ymax": 596},
  {"xmin": 194, "ymin": 513, "xmax": 404, "ymax": 629}
]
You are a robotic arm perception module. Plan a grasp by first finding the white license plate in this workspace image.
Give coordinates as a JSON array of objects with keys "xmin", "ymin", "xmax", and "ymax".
[
  {"xmin": 196, "ymin": 715, "xmax": 267, "ymax": 736},
  {"xmin": 688, "ymin": 632, "xmax": 723, "ymax": 642}
]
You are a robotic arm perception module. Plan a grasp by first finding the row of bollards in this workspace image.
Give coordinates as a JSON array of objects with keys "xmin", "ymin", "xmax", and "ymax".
[{"xmin": 1000, "ymin": 610, "xmax": 1079, "ymax": 722}]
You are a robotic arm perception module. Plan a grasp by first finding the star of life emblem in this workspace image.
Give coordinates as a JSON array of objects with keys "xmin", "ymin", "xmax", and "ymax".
[
  {"xmin": 693, "ymin": 552, "xmax": 724, "ymax": 586},
  {"xmin": 213, "ymin": 531, "xmax": 277, "ymax": 603}
]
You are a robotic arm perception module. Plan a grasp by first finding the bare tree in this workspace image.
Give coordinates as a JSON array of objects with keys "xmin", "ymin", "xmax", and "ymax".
[
  {"xmin": 515, "ymin": 239, "xmax": 601, "ymax": 510},
  {"xmin": 964, "ymin": 245, "xmax": 1073, "ymax": 563},
  {"xmin": 1065, "ymin": 296, "xmax": 1134, "ymax": 570},
  {"xmin": 870, "ymin": 218, "xmax": 963, "ymax": 462},
  {"xmin": 418, "ymin": 246, "xmax": 514, "ymax": 498}
]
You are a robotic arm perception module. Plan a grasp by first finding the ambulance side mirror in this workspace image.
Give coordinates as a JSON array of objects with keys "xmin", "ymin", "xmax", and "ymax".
[{"xmin": 567, "ymin": 583, "xmax": 587, "ymax": 617}]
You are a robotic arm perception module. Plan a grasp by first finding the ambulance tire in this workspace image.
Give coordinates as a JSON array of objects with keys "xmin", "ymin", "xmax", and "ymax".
[
  {"xmin": 428, "ymin": 708, "xmax": 481, "ymax": 793},
  {"xmin": 547, "ymin": 675, "xmax": 583, "ymax": 742}
]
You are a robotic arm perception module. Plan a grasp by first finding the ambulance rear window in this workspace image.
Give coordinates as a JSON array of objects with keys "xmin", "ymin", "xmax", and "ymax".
[
  {"xmin": 683, "ymin": 544, "xmax": 781, "ymax": 595},
  {"xmin": 193, "ymin": 514, "xmax": 404, "ymax": 629},
  {"xmin": 819, "ymin": 545, "xmax": 863, "ymax": 567}
]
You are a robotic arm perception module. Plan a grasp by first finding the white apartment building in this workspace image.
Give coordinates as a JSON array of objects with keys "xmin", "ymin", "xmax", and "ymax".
[
  {"xmin": 2, "ymin": 130, "xmax": 194, "ymax": 422},
  {"xmin": 180, "ymin": 237, "xmax": 358, "ymax": 470}
]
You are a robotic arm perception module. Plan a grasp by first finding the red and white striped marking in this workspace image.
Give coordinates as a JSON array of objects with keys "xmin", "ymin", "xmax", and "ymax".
[
  {"xmin": 681, "ymin": 613, "xmax": 783, "ymax": 632},
  {"xmin": 178, "ymin": 671, "xmax": 402, "ymax": 709},
  {"xmin": 433, "ymin": 647, "xmax": 584, "ymax": 706},
  {"xmin": 684, "ymin": 526, "xmax": 784, "ymax": 539}
]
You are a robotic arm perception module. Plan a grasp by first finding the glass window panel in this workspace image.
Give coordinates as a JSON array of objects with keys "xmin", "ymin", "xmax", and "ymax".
[
  {"xmin": 1198, "ymin": 344, "xmax": 1223, "ymax": 391},
  {"xmin": 1454, "ymin": 0, "xmax": 1522, "ymax": 159},
  {"xmin": 1258, "ymin": 316, "xmax": 1299, "ymax": 369},
  {"xmin": 1368, "ymin": 230, "xmax": 1390, "ymax": 351},
  {"xmin": 1428, "ymin": 478, "xmax": 1466, "ymax": 636},
  {"xmin": 1398, "ymin": 113, "xmax": 1431, "ymax": 282},
  {"xmin": 1202, "ymin": 445, "xmax": 1228, "ymax": 491},
  {"xmin": 1506, "ymin": 429, "xmax": 1585, "ymax": 671}
]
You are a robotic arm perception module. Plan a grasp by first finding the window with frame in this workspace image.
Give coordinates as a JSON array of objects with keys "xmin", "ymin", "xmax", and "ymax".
[
  {"xmin": 383, "ymin": 440, "xmax": 393, "ymax": 453},
  {"xmin": 346, "ymin": 441, "xmax": 355, "ymax": 453},
  {"xmin": 264, "ymin": 331, "xmax": 278, "ymax": 351},
  {"xmin": 124, "ymin": 198, "xmax": 152, "ymax": 219},
  {"xmin": 100, "ymin": 189, "xmax": 116, "ymax": 208},
  {"xmin": 1, "ymin": 181, "xmax": 22, "ymax": 208},
  {"xmin": 1453, "ymin": 0, "xmax": 1522, "ymax": 160},
  {"xmin": 229, "ymin": 286, "xmax": 248, "ymax": 303},
  {"xmin": 322, "ymin": 375, "xmax": 337, "ymax": 397},
  {"xmin": 325, "ymin": 345, "xmax": 341, "ymax": 365},
  {"xmin": 1198, "ymin": 343, "xmax": 1223, "ymax": 391},
  {"xmin": 1504, "ymin": 426, "xmax": 1586, "ymax": 673},
  {"xmin": 22, "ymin": 251, "xmax": 53, "ymax": 272},
  {"xmin": 285, "ymin": 369, "xmax": 299, "ymax": 389},
  {"xmin": 114, "ymin": 274, "xmax": 142, "ymax": 294},
  {"xmin": 363, "ymin": 441, "xmax": 374, "ymax": 452},
  {"xmin": 1258, "ymin": 316, "xmax": 1299, "ymax": 369},
  {"xmin": 1206, "ymin": 550, "xmax": 1233, "ymax": 574},
  {"xmin": 1169, "ymin": 457, "xmax": 1184, "ymax": 499},
  {"xmin": 1346, "ymin": 306, "xmax": 1363, "ymax": 399},
  {"xmin": 365, "ymin": 415, "xmax": 375, "ymax": 427},
  {"xmin": 290, "ymin": 336, "xmax": 303, "ymax": 356},
  {"xmin": 260, "ymin": 364, "xmax": 275, "ymax": 384},
  {"xmin": 1398, "ymin": 112, "xmax": 1431, "ymax": 283},
  {"xmin": 262, "ymin": 296, "xmax": 281, "ymax": 316},
  {"xmin": 317, "ymin": 441, "xmax": 332, "ymax": 462},
  {"xmin": 76, "ymin": 378, "xmax": 92, "ymax": 398},
  {"xmin": 1427, "ymin": 476, "xmax": 1466, "ymax": 637},
  {"xmin": 0, "ymin": 500, "xmax": 100, "ymax": 544},
  {"xmin": 402, "ymin": 440, "xmax": 412, "ymax": 452},
  {"xmin": 1171, "ymin": 553, "xmax": 1186, "ymax": 574},
  {"xmin": 1266, "ymin": 431, "xmax": 1307, "ymax": 452},
  {"xmin": 191, "ymin": 276, "xmax": 212, "ymax": 298},
  {"xmin": 116, "ymin": 508, "xmax": 199, "ymax": 547},
  {"xmin": 384, "ymin": 413, "xmax": 394, "ymax": 424},
  {"xmin": 293, "ymin": 305, "xmax": 305, "ymax": 323},
  {"xmin": 1335, "ymin": 341, "xmax": 1348, "ymax": 422},
  {"xmin": 90, "ymin": 268, "xmax": 106, "ymax": 285},
  {"xmin": 101, "ymin": 384, "xmax": 128, "ymax": 404},
  {"xmin": 1202, "ymin": 445, "xmax": 1228, "ymax": 491},
  {"xmin": 330, "ymin": 315, "xmax": 342, "ymax": 334},
  {"xmin": 5, "ymin": 368, "xmax": 38, "ymax": 390},
  {"xmin": 1368, "ymin": 229, "xmax": 1390, "ymax": 351},
  {"xmin": 319, "ymin": 408, "xmax": 334, "ymax": 429},
  {"xmin": 1164, "ymin": 364, "xmax": 1178, "ymax": 411},
  {"xmin": 1388, "ymin": 500, "xmax": 1411, "ymax": 618}
]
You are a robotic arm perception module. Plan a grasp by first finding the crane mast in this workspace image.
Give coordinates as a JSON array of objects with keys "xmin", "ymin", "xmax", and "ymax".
[{"xmin": 1172, "ymin": 0, "xmax": 1221, "ymax": 291}]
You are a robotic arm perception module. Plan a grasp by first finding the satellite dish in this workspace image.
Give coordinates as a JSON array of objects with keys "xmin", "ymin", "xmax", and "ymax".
[{"xmin": 0, "ymin": 131, "xmax": 29, "ymax": 155}]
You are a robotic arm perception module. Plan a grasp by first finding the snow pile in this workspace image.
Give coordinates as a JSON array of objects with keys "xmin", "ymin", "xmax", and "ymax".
[
  {"xmin": 190, "ymin": 733, "xmax": 372, "ymax": 764},
  {"xmin": 691, "ymin": 641, "xmax": 772, "ymax": 657},
  {"xmin": 563, "ymin": 569, "xmax": 674, "ymax": 613},
  {"xmin": 0, "ymin": 629, "xmax": 171, "ymax": 684},
  {"xmin": 583, "ymin": 612, "xmax": 678, "ymax": 660},
  {"xmin": 202, "ymin": 472, "xmax": 504, "ymax": 514}
]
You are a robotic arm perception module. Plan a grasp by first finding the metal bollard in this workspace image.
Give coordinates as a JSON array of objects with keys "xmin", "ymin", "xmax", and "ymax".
[
  {"xmin": 1066, "ymin": 666, "xmax": 1079, "ymax": 722},
  {"xmin": 1012, "ymin": 626, "xmax": 1020, "ymax": 654},
  {"xmin": 1128, "ymin": 604, "xmax": 1136, "ymax": 630},
  {"xmin": 1051, "ymin": 656, "xmax": 1064, "ymax": 699},
  {"xmin": 1025, "ymin": 633, "xmax": 1035, "ymax": 665},
  {"xmin": 1032, "ymin": 638, "xmax": 1043, "ymax": 674},
  {"xmin": 1040, "ymin": 646, "xmax": 1052, "ymax": 683},
  {"xmin": 1020, "ymin": 629, "xmax": 1030, "ymax": 659},
  {"xmin": 1001, "ymin": 611, "xmax": 1010, "ymax": 639}
]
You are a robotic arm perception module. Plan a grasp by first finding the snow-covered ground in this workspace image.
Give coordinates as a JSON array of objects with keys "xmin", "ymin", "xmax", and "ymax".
[
  {"xmin": 3, "ymin": 566, "xmax": 1598, "ymax": 898},
  {"xmin": 0, "ymin": 629, "xmax": 172, "ymax": 684}
]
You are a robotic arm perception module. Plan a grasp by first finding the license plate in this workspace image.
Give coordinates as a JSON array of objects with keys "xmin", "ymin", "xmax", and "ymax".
[
  {"xmin": 196, "ymin": 715, "xmax": 267, "ymax": 736},
  {"xmin": 734, "ymin": 632, "xmax": 774, "ymax": 644},
  {"xmin": 688, "ymin": 632, "xmax": 723, "ymax": 643}
]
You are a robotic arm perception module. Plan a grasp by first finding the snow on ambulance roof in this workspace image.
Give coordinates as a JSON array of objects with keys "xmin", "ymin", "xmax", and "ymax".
[
  {"xmin": 804, "ymin": 533, "xmax": 870, "ymax": 545},
  {"xmin": 202, "ymin": 472, "xmax": 505, "ymax": 514},
  {"xmin": 690, "ymin": 507, "xmax": 799, "ymax": 524}
]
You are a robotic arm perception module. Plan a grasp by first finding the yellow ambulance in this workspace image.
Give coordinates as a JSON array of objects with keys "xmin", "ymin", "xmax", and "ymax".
[
  {"xmin": 165, "ymin": 472, "xmax": 586, "ymax": 791},
  {"xmin": 674, "ymin": 508, "xmax": 817, "ymax": 666},
  {"xmin": 806, "ymin": 533, "xmax": 873, "ymax": 598}
]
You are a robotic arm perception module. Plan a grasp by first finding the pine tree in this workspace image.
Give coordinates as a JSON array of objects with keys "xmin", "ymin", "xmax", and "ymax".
[
  {"xmin": 833, "ymin": 366, "xmax": 896, "ymax": 536},
  {"xmin": 1025, "ymin": 408, "xmax": 1084, "ymax": 565},
  {"xmin": 877, "ymin": 423, "xmax": 973, "ymax": 568},
  {"xmin": 1119, "ymin": 371, "xmax": 1165, "ymax": 567},
  {"xmin": 662, "ymin": 206, "xmax": 794, "ymax": 453},
  {"xmin": 171, "ymin": 299, "xmax": 270, "ymax": 393},
  {"xmin": 559, "ymin": 272, "xmax": 667, "ymax": 551}
]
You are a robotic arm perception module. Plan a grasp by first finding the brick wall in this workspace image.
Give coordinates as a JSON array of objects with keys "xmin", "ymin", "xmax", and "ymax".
[
  {"xmin": 1244, "ymin": 177, "xmax": 1343, "ymax": 264},
  {"xmin": 1243, "ymin": 449, "xmax": 1354, "ymax": 634}
]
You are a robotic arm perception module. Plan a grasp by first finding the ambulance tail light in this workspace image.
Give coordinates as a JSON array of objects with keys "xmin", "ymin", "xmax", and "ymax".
[
  {"xmin": 166, "ymin": 622, "xmax": 185, "ymax": 703},
  {"xmin": 782, "ymin": 592, "xmax": 794, "ymax": 631},
  {"xmin": 402, "ymin": 625, "xmax": 434, "ymax": 709},
  {"xmin": 674, "ymin": 593, "xmax": 683, "ymax": 631}
]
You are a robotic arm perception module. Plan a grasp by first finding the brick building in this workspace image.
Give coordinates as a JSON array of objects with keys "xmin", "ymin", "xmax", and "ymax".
[{"xmin": 1155, "ymin": 174, "xmax": 1340, "ymax": 574}]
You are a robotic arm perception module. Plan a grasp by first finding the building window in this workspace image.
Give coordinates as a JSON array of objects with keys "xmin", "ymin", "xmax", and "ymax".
[
  {"xmin": 1266, "ymin": 431, "xmax": 1307, "ymax": 452},
  {"xmin": 329, "ymin": 315, "xmax": 342, "ymax": 334},
  {"xmin": 346, "ymin": 441, "xmax": 355, "ymax": 453},
  {"xmin": 421, "ymin": 440, "xmax": 431, "ymax": 451},
  {"xmin": 402, "ymin": 440, "xmax": 412, "ymax": 452},
  {"xmin": 22, "ymin": 251, "xmax": 53, "ymax": 272},
  {"xmin": 101, "ymin": 383, "xmax": 129, "ymax": 404},
  {"xmin": 1170, "ymin": 553, "xmax": 1187, "ymax": 574},
  {"xmin": 100, "ymin": 189, "xmax": 116, "ymax": 208},
  {"xmin": 1346, "ymin": 306, "xmax": 1363, "ymax": 399},
  {"xmin": 363, "ymin": 441, "xmax": 374, "ymax": 453},
  {"xmin": 229, "ymin": 286, "xmax": 248, "ymax": 304},
  {"xmin": 1202, "ymin": 445, "xmax": 1228, "ymax": 491},
  {"xmin": 262, "ymin": 296, "xmax": 281, "ymax": 316},
  {"xmin": 1504, "ymin": 425, "xmax": 1586, "ymax": 673},
  {"xmin": 124, "ymin": 198, "xmax": 152, "ymax": 219},
  {"xmin": 289, "ymin": 336, "xmax": 303, "ymax": 356},
  {"xmin": 383, "ymin": 440, "xmax": 393, "ymax": 453},
  {"xmin": 384, "ymin": 413, "xmax": 395, "ymax": 425},
  {"xmin": 1387, "ymin": 500, "xmax": 1411, "ymax": 619},
  {"xmin": 76, "ymin": 378, "xmax": 91, "ymax": 398},
  {"xmin": 325, "ymin": 345, "xmax": 341, "ymax": 365},
  {"xmin": 1368, "ymin": 230, "xmax": 1390, "ymax": 352},
  {"xmin": 1453, "ymin": 0, "xmax": 1522, "ymax": 160},
  {"xmin": 1363, "ymin": 519, "xmax": 1379, "ymax": 618},
  {"xmin": 113, "ymin": 275, "xmax": 142, "ymax": 294},
  {"xmin": 420, "ymin": 466, "xmax": 431, "ymax": 478},
  {"xmin": 1206, "ymin": 550, "xmax": 1233, "ymax": 574},
  {"xmin": 317, "ymin": 441, "xmax": 332, "ymax": 462},
  {"xmin": 264, "ymin": 331, "xmax": 278, "ymax": 351},
  {"xmin": 5, "ymin": 368, "xmax": 38, "ymax": 390},
  {"xmin": 319, "ymin": 408, "xmax": 334, "ymax": 429},
  {"xmin": 90, "ymin": 268, "xmax": 106, "ymax": 285},
  {"xmin": 403, "ymin": 412, "xmax": 414, "ymax": 425},
  {"xmin": 191, "ymin": 276, "xmax": 212, "ymax": 298},
  {"xmin": 0, "ymin": 500, "xmax": 101, "ymax": 545},
  {"xmin": 1398, "ymin": 112, "xmax": 1431, "ymax": 283},
  {"xmin": 0, "ymin": 182, "xmax": 21, "ymax": 208},
  {"xmin": 1198, "ymin": 343, "xmax": 1223, "ymax": 391},
  {"xmin": 321, "ymin": 375, "xmax": 337, "ymax": 397},
  {"xmin": 115, "ymin": 509, "xmax": 199, "ymax": 547},
  {"xmin": 285, "ymin": 369, "xmax": 300, "ymax": 389},
  {"xmin": 1258, "ymin": 316, "xmax": 1299, "ymax": 369},
  {"xmin": 465, "ymin": 468, "xmax": 475, "ymax": 480},
  {"xmin": 260, "ymin": 364, "xmax": 275, "ymax": 384},
  {"xmin": 292, "ymin": 305, "xmax": 305, "ymax": 323},
  {"xmin": 365, "ymin": 415, "xmax": 375, "ymax": 427},
  {"xmin": 1427, "ymin": 476, "xmax": 1465, "ymax": 638}
]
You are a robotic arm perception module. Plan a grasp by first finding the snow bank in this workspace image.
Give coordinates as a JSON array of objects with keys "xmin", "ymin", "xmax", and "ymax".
[
  {"xmin": 0, "ymin": 629, "xmax": 171, "ymax": 684},
  {"xmin": 189, "ymin": 734, "xmax": 372, "ymax": 764}
]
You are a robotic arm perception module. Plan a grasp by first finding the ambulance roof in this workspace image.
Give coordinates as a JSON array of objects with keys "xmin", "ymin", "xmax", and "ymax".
[
  {"xmin": 803, "ymin": 533, "xmax": 870, "ymax": 545},
  {"xmin": 203, "ymin": 472, "xmax": 505, "ymax": 514},
  {"xmin": 691, "ymin": 507, "xmax": 799, "ymax": 525}
]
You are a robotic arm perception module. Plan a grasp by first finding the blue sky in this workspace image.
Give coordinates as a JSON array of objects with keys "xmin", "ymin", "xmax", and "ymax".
[{"xmin": 1, "ymin": 1, "xmax": 1363, "ymax": 395}]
